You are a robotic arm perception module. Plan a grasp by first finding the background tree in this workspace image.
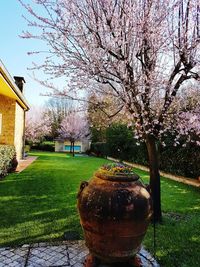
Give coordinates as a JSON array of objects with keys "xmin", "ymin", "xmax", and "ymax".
[
  {"xmin": 87, "ymin": 93, "xmax": 126, "ymax": 142},
  {"xmin": 25, "ymin": 106, "xmax": 51, "ymax": 145},
  {"xmin": 58, "ymin": 113, "xmax": 89, "ymax": 157},
  {"xmin": 106, "ymin": 123, "xmax": 136, "ymax": 161},
  {"xmin": 21, "ymin": 0, "xmax": 200, "ymax": 222},
  {"xmin": 170, "ymin": 87, "xmax": 200, "ymax": 146},
  {"xmin": 44, "ymin": 97, "xmax": 75, "ymax": 139}
]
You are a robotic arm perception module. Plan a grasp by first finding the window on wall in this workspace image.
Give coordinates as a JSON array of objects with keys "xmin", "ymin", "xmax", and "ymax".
[{"xmin": 0, "ymin": 114, "xmax": 2, "ymax": 135}]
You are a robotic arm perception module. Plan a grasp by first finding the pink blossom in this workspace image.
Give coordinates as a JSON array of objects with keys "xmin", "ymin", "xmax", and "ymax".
[
  {"xmin": 19, "ymin": 0, "xmax": 199, "ymax": 146},
  {"xmin": 25, "ymin": 106, "xmax": 51, "ymax": 143},
  {"xmin": 58, "ymin": 112, "xmax": 89, "ymax": 142}
]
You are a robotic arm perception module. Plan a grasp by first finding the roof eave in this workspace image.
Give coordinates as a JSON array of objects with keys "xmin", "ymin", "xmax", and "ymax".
[{"xmin": 0, "ymin": 60, "xmax": 30, "ymax": 110}]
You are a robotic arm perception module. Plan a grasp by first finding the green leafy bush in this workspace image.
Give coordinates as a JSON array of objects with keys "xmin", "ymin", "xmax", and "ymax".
[
  {"xmin": 106, "ymin": 124, "xmax": 135, "ymax": 160},
  {"xmin": 91, "ymin": 123, "xmax": 200, "ymax": 178},
  {"xmin": 90, "ymin": 127, "xmax": 106, "ymax": 143},
  {"xmin": 25, "ymin": 145, "xmax": 31, "ymax": 153},
  {"xmin": 159, "ymin": 137, "xmax": 200, "ymax": 178},
  {"xmin": 31, "ymin": 143, "xmax": 55, "ymax": 152},
  {"xmin": 90, "ymin": 142, "xmax": 107, "ymax": 157},
  {"xmin": 0, "ymin": 145, "xmax": 18, "ymax": 178}
]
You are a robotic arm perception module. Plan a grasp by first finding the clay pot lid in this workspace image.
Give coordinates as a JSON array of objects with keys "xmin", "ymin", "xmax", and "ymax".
[{"xmin": 95, "ymin": 171, "xmax": 139, "ymax": 182}]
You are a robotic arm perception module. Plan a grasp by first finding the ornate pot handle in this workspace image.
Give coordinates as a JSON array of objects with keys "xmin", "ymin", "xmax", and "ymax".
[{"xmin": 77, "ymin": 181, "xmax": 88, "ymax": 198}]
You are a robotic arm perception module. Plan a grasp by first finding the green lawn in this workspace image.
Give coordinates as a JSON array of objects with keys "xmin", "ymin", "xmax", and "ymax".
[{"xmin": 0, "ymin": 152, "xmax": 199, "ymax": 266}]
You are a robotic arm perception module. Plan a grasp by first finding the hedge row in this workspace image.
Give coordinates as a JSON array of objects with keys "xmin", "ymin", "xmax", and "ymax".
[
  {"xmin": 90, "ymin": 124, "xmax": 200, "ymax": 179},
  {"xmin": 90, "ymin": 142, "xmax": 108, "ymax": 157},
  {"xmin": 0, "ymin": 145, "xmax": 18, "ymax": 178},
  {"xmin": 31, "ymin": 143, "xmax": 55, "ymax": 152}
]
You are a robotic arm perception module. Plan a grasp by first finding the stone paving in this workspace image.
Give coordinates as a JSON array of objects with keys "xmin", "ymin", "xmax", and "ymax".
[
  {"xmin": 0, "ymin": 241, "xmax": 159, "ymax": 267},
  {"xmin": 15, "ymin": 156, "xmax": 38, "ymax": 173}
]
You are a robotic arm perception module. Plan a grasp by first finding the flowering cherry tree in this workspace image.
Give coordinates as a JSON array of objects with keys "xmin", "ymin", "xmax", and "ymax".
[
  {"xmin": 25, "ymin": 107, "xmax": 51, "ymax": 144},
  {"xmin": 168, "ymin": 87, "xmax": 200, "ymax": 146},
  {"xmin": 20, "ymin": 0, "xmax": 200, "ymax": 222},
  {"xmin": 58, "ymin": 113, "xmax": 89, "ymax": 157},
  {"xmin": 177, "ymin": 109, "xmax": 200, "ymax": 144},
  {"xmin": 44, "ymin": 97, "xmax": 75, "ymax": 138}
]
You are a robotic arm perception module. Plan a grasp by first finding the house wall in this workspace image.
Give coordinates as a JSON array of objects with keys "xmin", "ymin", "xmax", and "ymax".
[
  {"xmin": 0, "ymin": 94, "xmax": 25, "ymax": 160},
  {"xmin": 0, "ymin": 94, "xmax": 16, "ymax": 145},
  {"xmin": 64, "ymin": 141, "xmax": 82, "ymax": 146},
  {"xmin": 55, "ymin": 141, "xmax": 64, "ymax": 152},
  {"xmin": 81, "ymin": 140, "xmax": 90, "ymax": 152},
  {"xmin": 14, "ymin": 102, "xmax": 25, "ymax": 160},
  {"xmin": 64, "ymin": 141, "xmax": 82, "ymax": 152},
  {"xmin": 55, "ymin": 140, "xmax": 90, "ymax": 152}
]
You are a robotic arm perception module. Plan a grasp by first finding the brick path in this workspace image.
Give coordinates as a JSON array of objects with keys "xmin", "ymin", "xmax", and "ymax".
[
  {"xmin": 16, "ymin": 156, "xmax": 38, "ymax": 173},
  {"xmin": 0, "ymin": 241, "xmax": 159, "ymax": 267}
]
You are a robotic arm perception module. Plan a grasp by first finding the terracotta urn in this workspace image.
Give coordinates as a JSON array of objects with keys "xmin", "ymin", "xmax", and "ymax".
[{"xmin": 77, "ymin": 164, "xmax": 152, "ymax": 263}]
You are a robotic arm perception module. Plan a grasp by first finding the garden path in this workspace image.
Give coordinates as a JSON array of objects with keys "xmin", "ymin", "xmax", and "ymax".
[{"xmin": 15, "ymin": 156, "xmax": 38, "ymax": 173}]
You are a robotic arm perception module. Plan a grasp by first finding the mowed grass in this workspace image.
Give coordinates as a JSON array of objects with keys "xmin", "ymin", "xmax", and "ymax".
[
  {"xmin": 0, "ymin": 152, "xmax": 108, "ymax": 247},
  {"xmin": 137, "ymin": 169, "xmax": 200, "ymax": 267},
  {"xmin": 0, "ymin": 152, "xmax": 200, "ymax": 266}
]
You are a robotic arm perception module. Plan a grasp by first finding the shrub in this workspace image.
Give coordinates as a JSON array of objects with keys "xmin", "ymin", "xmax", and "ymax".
[
  {"xmin": 91, "ymin": 123, "xmax": 200, "ymax": 179},
  {"xmin": 8, "ymin": 156, "xmax": 18, "ymax": 172},
  {"xmin": 90, "ymin": 127, "xmax": 106, "ymax": 143},
  {"xmin": 31, "ymin": 143, "xmax": 55, "ymax": 152},
  {"xmin": 0, "ymin": 145, "xmax": 18, "ymax": 178},
  {"xmin": 25, "ymin": 145, "xmax": 31, "ymax": 153},
  {"xmin": 90, "ymin": 142, "xmax": 107, "ymax": 157},
  {"xmin": 159, "ymin": 138, "xmax": 200, "ymax": 178},
  {"xmin": 106, "ymin": 124, "xmax": 135, "ymax": 160},
  {"xmin": 129, "ymin": 142, "xmax": 148, "ymax": 166}
]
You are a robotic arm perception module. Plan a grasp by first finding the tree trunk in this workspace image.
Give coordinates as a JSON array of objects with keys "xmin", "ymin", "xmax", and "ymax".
[
  {"xmin": 70, "ymin": 142, "xmax": 72, "ymax": 153},
  {"xmin": 146, "ymin": 135, "xmax": 162, "ymax": 223},
  {"xmin": 72, "ymin": 141, "xmax": 75, "ymax": 157}
]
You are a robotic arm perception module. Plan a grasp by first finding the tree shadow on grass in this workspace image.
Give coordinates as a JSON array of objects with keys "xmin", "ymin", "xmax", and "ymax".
[
  {"xmin": 0, "ymin": 202, "xmax": 82, "ymax": 247},
  {"xmin": 156, "ymin": 236, "xmax": 200, "ymax": 267},
  {"xmin": 0, "ymin": 175, "xmax": 81, "ymax": 247},
  {"xmin": 0, "ymin": 152, "xmax": 108, "ymax": 247},
  {"xmin": 144, "ymin": 213, "xmax": 200, "ymax": 267},
  {"xmin": 1, "ymin": 222, "xmax": 83, "ymax": 248}
]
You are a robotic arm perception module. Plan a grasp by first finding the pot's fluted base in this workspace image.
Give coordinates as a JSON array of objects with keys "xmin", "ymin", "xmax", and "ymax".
[{"xmin": 84, "ymin": 254, "xmax": 142, "ymax": 267}]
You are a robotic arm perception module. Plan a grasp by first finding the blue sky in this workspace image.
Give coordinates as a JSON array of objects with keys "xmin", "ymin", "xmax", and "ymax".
[{"xmin": 0, "ymin": 0, "xmax": 51, "ymax": 106}]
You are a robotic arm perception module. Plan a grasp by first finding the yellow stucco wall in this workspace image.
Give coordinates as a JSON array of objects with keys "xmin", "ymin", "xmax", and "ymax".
[
  {"xmin": 14, "ymin": 102, "xmax": 25, "ymax": 160},
  {"xmin": 0, "ymin": 61, "xmax": 29, "ymax": 161},
  {"xmin": 0, "ymin": 94, "xmax": 25, "ymax": 160},
  {"xmin": 0, "ymin": 94, "xmax": 16, "ymax": 145}
]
